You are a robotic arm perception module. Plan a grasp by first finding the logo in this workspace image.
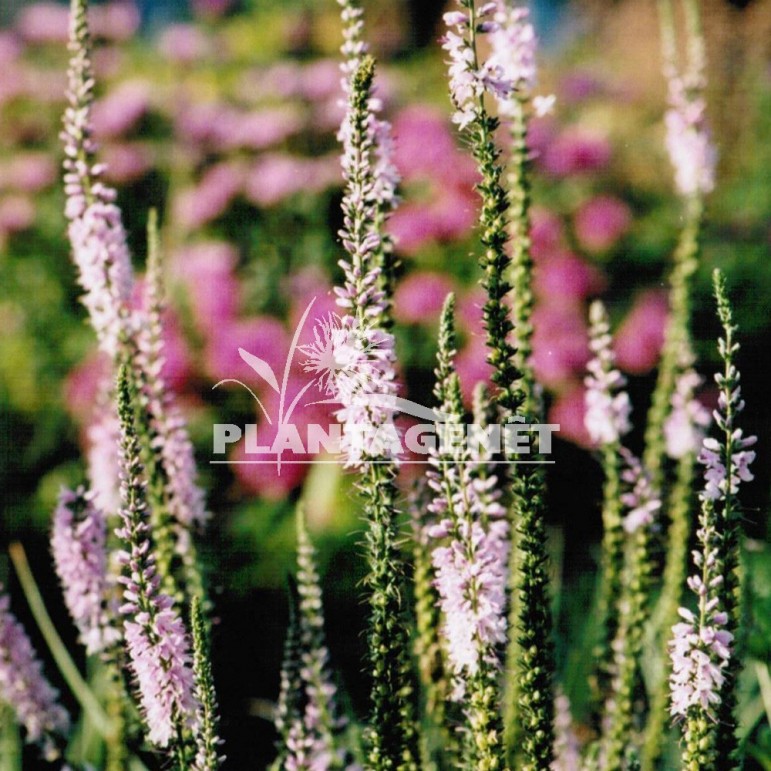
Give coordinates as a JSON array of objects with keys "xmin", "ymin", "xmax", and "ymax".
[{"xmin": 211, "ymin": 297, "xmax": 558, "ymax": 470}]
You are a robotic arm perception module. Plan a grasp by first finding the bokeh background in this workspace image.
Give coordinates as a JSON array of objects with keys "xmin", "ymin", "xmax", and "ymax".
[{"xmin": 0, "ymin": 0, "xmax": 769, "ymax": 767}]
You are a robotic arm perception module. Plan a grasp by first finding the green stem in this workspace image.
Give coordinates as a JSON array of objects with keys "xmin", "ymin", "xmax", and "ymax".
[{"xmin": 8, "ymin": 542, "xmax": 114, "ymax": 742}]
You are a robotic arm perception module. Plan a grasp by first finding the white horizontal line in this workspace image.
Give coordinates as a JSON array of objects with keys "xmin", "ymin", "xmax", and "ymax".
[{"xmin": 209, "ymin": 460, "xmax": 555, "ymax": 465}]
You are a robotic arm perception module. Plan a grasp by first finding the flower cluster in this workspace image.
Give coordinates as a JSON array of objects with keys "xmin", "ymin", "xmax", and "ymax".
[
  {"xmin": 619, "ymin": 449, "xmax": 661, "ymax": 534},
  {"xmin": 115, "ymin": 368, "xmax": 199, "ymax": 748},
  {"xmin": 584, "ymin": 301, "xmax": 631, "ymax": 446},
  {"xmin": 663, "ymin": 45, "xmax": 716, "ymax": 198},
  {"xmin": 61, "ymin": 0, "xmax": 134, "ymax": 357},
  {"xmin": 664, "ymin": 369, "xmax": 711, "ymax": 459},
  {"xmin": 51, "ymin": 485, "xmax": 120, "ymax": 654},
  {"xmin": 443, "ymin": 2, "xmax": 514, "ymax": 129},
  {"xmin": 332, "ymin": 58, "xmax": 401, "ymax": 466},
  {"xmin": 426, "ymin": 297, "xmax": 509, "ymax": 687},
  {"xmin": 0, "ymin": 591, "xmax": 70, "ymax": 758},
  {"xmin": 669, "ymin": 569, "xmax": 732, "ymax": 718},
  {"xmin": 699, "ymin": 390, "xmax": 756, "ymax": 502}
]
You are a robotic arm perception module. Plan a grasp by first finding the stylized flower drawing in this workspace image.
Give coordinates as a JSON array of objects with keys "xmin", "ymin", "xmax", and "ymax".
[{"xmin": 300, "ymin": 312, "xmax": 379, "ymax": 399}]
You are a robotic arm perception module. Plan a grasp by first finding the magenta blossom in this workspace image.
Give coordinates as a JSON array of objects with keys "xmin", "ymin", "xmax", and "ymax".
[
  {"xmin": 89, "ymin": 2, "xmax": 140, "ymax": 42},
  {"xmin": 1, "ymin": 153, "xmax": 57, "ymax": 193},
  {"xmin": 614, "ymin": 290, "xmax": 669, "ymax": 374},
  {"xmin": 393, "ymin": 272, "xmax": 456, "ymax": 325},
  {"xmin": 92, "ymin": 80, "xmax": 150, "ymax": 140},
  {"xmin": 158, "ymin": 23, "xmax": 211, "ymax": 64},
  {"xmin": 530, "ymin": 206, "xmax": 566, "ymax": 261},
  {"xmin": 101, "ymin": 142, "xmax": 153, "ymax": 184},
  {"xmin": 533, "ymin": 251, "xmax": 606, "ymax": 306},
  {"xmin": 548, "ymin": 386, "xmax": 592, "ymax": 448},
  {"xmin": 16, "ymin": 3, "xmax": 71, "ymax": 44},
  {"xmin": 171, "ymin": 241, "xmax": 240, "ymax": 338},
  {"xmin": 173, "ymin": 162, "xmax": 244, "ymax": 230},
  {"xmin": 541, "ymin": 128, "xmax": 612, "ymax": 176},
  {"xmin": 532, "ymin": 304, "xmax": 590, "ymax": 389},
  {"xmin": 574, "ymin": 195, "xmax": 631, "ymax": 253}
]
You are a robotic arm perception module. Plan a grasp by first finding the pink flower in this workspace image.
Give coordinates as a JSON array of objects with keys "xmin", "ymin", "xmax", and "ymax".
[
  {"xmin": 548, "ymin": 387, "xmax": 591, "ymax": 448},
  {"xmin": 559, "ymin": 71, "xmax": 604, "ymax": 103},
  {"xmin": 206, "ymin": 316, "xmax": 289, "ymax": 386},
  {"xmin": 533, "ymin": 251, "xmax": 606, "ymax": 305},
  {"xmin": 218, "ymin": 108, "xmax": 303, "ymax": 152},
  {"xmin": 171, "ymin": 241, "xmax": 240, "ymax": 337},
  {"xmin": 89, "ymin": 2, "xmax": 140, "ymax": 42},
  {"xmin": 584, "ymin": 301, "xmax": 631, "ymax": 446},
  {"xmin": 541, "ymin": 128, "xmax": 612, "ymax": 176},
  {"xmin": 455, "ymin": 337, "xmax": 494, "ymax": 403},
  {"xmin": 531, "ymin": 305, "xmax": 590, "ymax": 389},
  {"xmin": 530, "ymin": 206, "xmax": 565, "ymax": 260},
  {"xmin": 158, "ymin": 24, "xmax": 211, "ymax": 64},
  {"xmin": 574, "ymin": 195, "xmax": 631, "ymax": 252},
  {"xmin": 173, "ymin": 162, "xmax": 244, "ymax": 230},
  {"xmin": 0, "ymin": 194, "xmax": 34, "ymax": 233},
  {"xmin": 613, "ymin": 290, "xmax": 669, "ymax": 374},
  {"xmin": 92, "ymin": 80, "xmax": 150, "ymax": 139},
  {"xmin": 393, "ymin": 272, "xmax": 455, "ymax": 324},
  {"xmin": 244, "ymin": 154, "xmax": 337, "ymax": 208},
  {"xmin": 101, "ymin": 142, "xmax": 153, "ymax": 184},
  {"xmin": 1, "ymin": 153, "xmax": 57, "ymax": 193},
  {"xmin": 51, "ymin": 486, "xmax": 120, "ymax": 654},
  {"xmin": 0, "ymin": 32, "xmax": 22, "ymax": 64},
  {"xmin": 0, "ymin": 592, "xmax": 69, "ymax": 757},
  {"xmin": 392, "ymin": 105, "xmax": 476, "ymax": 185},
  {"xmin": 15, "ymin": 3, "xmax": 70, "ymax": 44},
  {"xmin": 65, "ymin": 352, "xmax": 111, "ymax": 422}
]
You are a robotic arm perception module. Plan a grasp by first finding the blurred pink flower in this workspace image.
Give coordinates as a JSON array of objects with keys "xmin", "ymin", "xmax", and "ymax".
[
  {"xmin": 559, "ymin": 71, "xmax": 603, "ymax": 104},
  {"xmin": 548, "ymin": 386, "xmax": 592, "ymax": 448},
  {"xmin": 393, "ymin": 106, "xmax": 475, "ymax": 184},
  {"xmin": 533, "ymin": 252, "xmax": 605, "ymax": 305},
  {"xmin": 92, "ymin": 81, "xmax": 150, "ymax": 140},
  {"xmin": 158, "ymin": 24, "xmax": 211, "ymax": 64},
  {"xmin": 526, "ymin": 115, "xmax": 557, "ymax": 159},
  {"xmin": 65, "ymin": 352, "xmax": 110, "ymax": 423},
  {"xmin": 101, "ymin": 143, "xmax": 153, "ymax": 184},
  {"xmin": 174, "ymin": 162, "xmax": 244, "ymax": 229},
  {"xmin": 530, "ymin": 207, "xmax": 565, "ymax": 260},
  {"xmin": 218, "ymin": 108, "xmax": 303, "ymax": 152},
  {"xmin": 89, "ymin": 2, "xmax": 140, "ymax": 42},
  {"xmin": 1, "ymin": 153, "xmax": 57, "ymax": 193},
  {"xmin": 93, "ymin": 46, "xmax": 125, "ymax": 79},
  {"xmin": 389, "ymin": 186, "xmax": 477, "ymax": 255},
  {"xmin": 0, "ymin": 32, "xmax": 22, "ymax": 64},
  {"xmin": 455, "ymin": 338, "xmax": 494, "ymax": 403},
  {"xmin": 614, "ymin": 290, "xmax": 669, "ymax": 374},
  {"xmin": 457, "ymin": 287, "xmax": 487, "ymax": 339},
  {"xmin": 299, "ymin": 59, "xmax": 342, "ymax": 102},
  {"xmin": 574, "ymin": 195, "xmax": 631, "ymax": 252},
  {"xmin": 393, "ymin": 271, "xmax": 455, "ymax": 325},
  {"xmin": 205, "ymin": 316, "xmax": 289, "ymax": 386},
  {"xmin": 16, "ymin": 3, "xmax": 70, "ymax": 44},
  {"xmin": 244, "ymin": 153, "xmax": 338, "ymax": 208},
  {"xmin": 0, "ymin": 195, "xmax": 34, "ymax": 233},
  {"xmin": 231, "ymin": 440, "xmax": 307, "ymax": 501},
  {"xmin": 171, "ymin": 241, "xmax": 240, "ymax": 336},
  {"xmin": 531, "ymin": 304, "xmax": 590, "ymax": 389},
  {"xmin": 541, "ymin": 128, "xmax": 612, "ymax": 176}
]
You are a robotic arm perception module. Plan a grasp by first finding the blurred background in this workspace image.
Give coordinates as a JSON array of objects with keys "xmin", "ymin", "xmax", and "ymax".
[{"xmin": 0, "ymin": 0, "xmax": 769, "ymax": 767}]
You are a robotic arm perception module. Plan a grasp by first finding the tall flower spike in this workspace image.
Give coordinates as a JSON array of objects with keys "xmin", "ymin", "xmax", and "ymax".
[
  {"xmin": 114, "ymin": 364, "xmax": 199, "ymax": 752},
  {"xmin": 427, "ymin": 294, "xmax": 509, "ymax": 768},
  {"xmin": 601, "ymin": 447, "xmax": 661, "ymax": 769},
  {"xmin": 132, "ymin": 212, "xmax": 208, "ymax": 607},
  {"xmin": 668, "ymin": 499, "xmax": 733, "ymax": 768},
  {"xmin": 334, "ymin": 13, "xmax": 417, "ymax": 765},
  {"xmin": 641, "ymin": 5, "xmax": 712, "ymax": 764},
  {"xmin": 660, "ymin": 0, "xmax": 716, "ymax": 199},
  {"xmin": 0, "ymin": 590, "xmax": 70, "ymax": 760},
  {"xmin": 337, "ymin": 0, "xmax": 400, "ymax": 326},
  {"xmin": 190, "ymin": 597, "xmax": 224, "ymax": 771},
  {"xmin": 62, "ymin": 0, "xmax": 134, "ymax": 358},
  {"xmin": 51, "ymin": 485, "xmax": 121, "ymax": 655},
  {"xmin": 583, "ymin": 302, "xmax": 632, "ymax": 718},
  {"xmin": 700, "ymin": 270, "xmax": 755, "ymax": 768}
]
